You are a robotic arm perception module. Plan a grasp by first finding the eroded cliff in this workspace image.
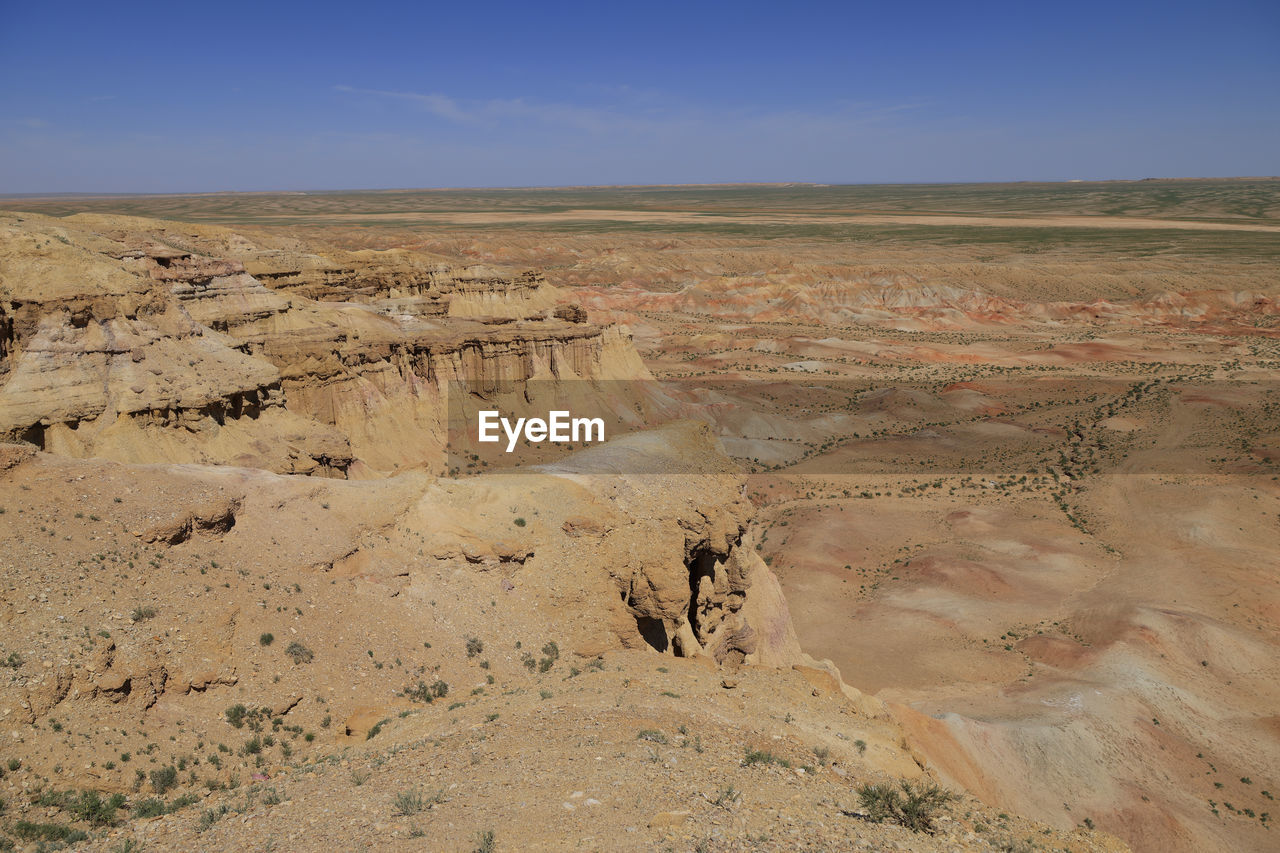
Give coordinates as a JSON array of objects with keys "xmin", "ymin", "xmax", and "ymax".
[{"xmin": 0, "ymin": 212, "xmax": 645, "ymax": 476}]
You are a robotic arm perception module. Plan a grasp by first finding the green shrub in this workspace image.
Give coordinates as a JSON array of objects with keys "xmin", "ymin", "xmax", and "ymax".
[
  {"xmin": 67, "ymin": 789, "xmax": 126, "ymax": 825},
  {"xmin": 12, "ymin": 822, "xmax": 88, "ymax": 843},
  {"xmin": 133, "ymin": 797, "xmax": 166, "ymax": 819},
  {"xmin": 404, "ymin": 679, "xmax": 449, "ymax": 703},
  {"xmin": 259, "ymin": 633, "xmax": 274, "ymax": 646},
  {"xmin": 149, "ymin": 765, "xmax": 178, "ymax": 794},
  {"xmin": 856, "ymin": 779, "xmax": 957, "ymax": 833},
  {"xmin": 196, "ymin": 805, "xmax": 228, "ymax": 833},
  {"xmin": 393, "ymin": 788, "xmax": 426, "ymax": 816},
  {"xmin": 743, "ymin": 747, "xmax": 789, "ymax": 768}
]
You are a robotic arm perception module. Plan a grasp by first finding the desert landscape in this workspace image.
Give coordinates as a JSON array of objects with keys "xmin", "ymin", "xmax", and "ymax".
[{"xmin": 0, "ymin": 180, "xmax": 1275, "ymax": 852}]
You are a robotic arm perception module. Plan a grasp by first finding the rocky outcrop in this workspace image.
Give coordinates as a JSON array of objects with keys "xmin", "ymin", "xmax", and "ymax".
[
  {"xmin": 241, "ymin": 250, "xmax": 563, "ymax": 322},
  {"xmin": 446, "ymin": 269, "xmax": 561, "ymax": 320},
  {"xmin": 0, "ymin": 212, "xmax": 648, "ymax": 476}
]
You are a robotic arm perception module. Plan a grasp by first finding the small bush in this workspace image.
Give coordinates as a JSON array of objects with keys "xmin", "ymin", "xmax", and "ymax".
[
  {"xmin": 259, "ymin": 633, "xmax": 274, "ymax": 646},
  {"xmin": 393, "ymin": 788, "xmax": 426, "ymax": 815},
  {"xmin": 711, "ymin": 784, "xmax": 741, "ymax": 808},
  {"xmin": 637, "ymin": 729, "xmax": 668, "ymax": 745},
  {"xmin": 196, "ymin": 805, "xmax": 228, "ymax": 833},
  {"xmin": 69, "ymin": 789, "xmax": 126, "ymax": 825},
  {"xmin": 130, "ymin": 606, "xmax": 157, "ymax": 623},
  {"xmin": 12, "ymin": 822, "xmax": 88, "ymax": 843},
  {"xmin": 225, "ymin": 704, "xmax": 248, "ymax": 728},
  {"xmin": 133, "ymin": 797, "xmax": 166, "ymax": 819},
  {"xmin": 149, "ymin": 766, "xmax": 178, "ymax": 794},
  {"xmin": 405, "ymin": 679, "xmax": 449, "ymax": 703},
  {"xmin": 285, "ymin": 641, "xmax": 313, "ymax": 664},
  {"xmin": 855, "ymin": 779, "xmax": 957, "ymax": 834},
  {"xmin": 743, "ymin": 747, "xmax": 789, "ymax": 768},
  {"xmin": 394, "ymin": 787, "xmax": 445, "ymax": 816},
  {"xmin": 474, "ymin": 829, "xmax": 496, "ymax": 852},
  {"xmin": 465, "ymin": 637, "xmax": 484, "ymax": 658}
]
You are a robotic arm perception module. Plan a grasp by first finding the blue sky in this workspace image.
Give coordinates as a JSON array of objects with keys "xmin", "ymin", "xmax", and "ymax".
[{"xmin": 1, "ymin": 0, "xmax": 1277, "ymax": 192}]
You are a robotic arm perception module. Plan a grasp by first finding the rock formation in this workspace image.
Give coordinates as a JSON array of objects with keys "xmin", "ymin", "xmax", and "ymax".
[{"xmin": 0, "ymin": 213, "xmax": 640, "ymax": 476}]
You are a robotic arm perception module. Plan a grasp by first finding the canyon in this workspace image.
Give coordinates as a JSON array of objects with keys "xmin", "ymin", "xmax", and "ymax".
[{"xmin": 1, "ymin": 181, "xmax": 1277, "ymax": 851}]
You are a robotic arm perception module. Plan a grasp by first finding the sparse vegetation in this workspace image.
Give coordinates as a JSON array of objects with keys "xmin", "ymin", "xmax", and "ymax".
[
  {"xmin": 149, "ymin": 765, "xmax": 179, "ymax": 794},
  {"xmin": 133, "ymin": 797, "xmax": 167, "ymax": 818},
  {"xmin": 743, "ymin": 746, "xmax": 790, "ymax": 768},
  {"xmin": 854, "ymin": 779, "xmax": 957, "ymax": 833},
  {"xmin": 196, "ymin": 805, "xmax": 229, "ymax": 833},
  {"xmin": 130, "ymin": 605, "xmax": 158, "ymax": 622},
  {"xmin": 285, "ymin": 641, "xmax": 314, "ymax": 664},
  {"xmin": 12, "ymin": 821, "xmax": 89, "ymax": 843},
  {"xmin": 710, "ymin": 784, "xmax": 741, "ymax": 808},
  {"xmin": 404, "ymin": 679, "xmax": 449, "ymax": 703},
  {"xmin": 393, "ymin": 787, "xmax": 445, "ymax": 815}
]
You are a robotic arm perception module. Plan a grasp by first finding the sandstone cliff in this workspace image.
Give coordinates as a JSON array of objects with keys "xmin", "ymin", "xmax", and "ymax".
[{"xmin": 0, "ymin": 213, "xmax": 642, "ymax": 476}]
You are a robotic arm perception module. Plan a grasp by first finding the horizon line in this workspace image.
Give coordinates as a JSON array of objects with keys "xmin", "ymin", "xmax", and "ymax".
[{"xmin": 3, "ymin": 176, "xmax": 1279, "ymax": 201}]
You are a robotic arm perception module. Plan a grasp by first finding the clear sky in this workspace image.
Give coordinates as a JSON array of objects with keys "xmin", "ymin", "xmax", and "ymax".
[{"xmin": 1, "ymin": 0, "xmax": 1277, "ymax": 192}]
